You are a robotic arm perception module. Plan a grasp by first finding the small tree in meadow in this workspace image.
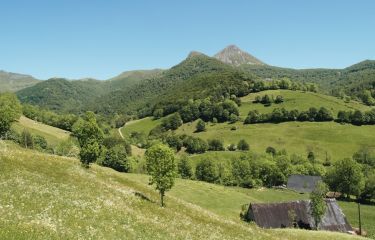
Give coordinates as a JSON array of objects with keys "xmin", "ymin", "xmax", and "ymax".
[{"xmin": 146, "ymin": 144, "xmax": 176, "ymax": 207}]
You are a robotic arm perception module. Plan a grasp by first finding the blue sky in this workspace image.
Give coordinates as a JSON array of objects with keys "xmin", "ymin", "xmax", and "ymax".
[{"xmin": 0, "ymin": 0, "xmax": 374, "ymax": 79}]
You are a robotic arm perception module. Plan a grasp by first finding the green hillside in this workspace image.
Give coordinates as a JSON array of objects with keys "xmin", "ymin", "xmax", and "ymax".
[
  {"xmin": 121, "ymin": 90, "xmax": 375, "ymax": 161},
  {"xmin": 0, "ymin": 141, "xmax": 366, "ymax": 239},
  {"xmin": 239, "ymin": 90, "xmax": 372, "ymax": 118},
  {"xmin": 12, "ymin": 116, "xmax": 70, "ymax": 146}
]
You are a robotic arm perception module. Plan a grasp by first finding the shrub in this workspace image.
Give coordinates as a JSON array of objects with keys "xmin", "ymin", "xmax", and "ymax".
[
  {"xmin": 227, "ymin": 144, "xmax": 237, "ymax": 151},
  {"xmin": 184, "ymin": 136, "xmax": 208, "ymax": 154},
  {"xmin": 266, "ymin": 146, "xmax": 276, "ymax": 156},
  {"xmin": 237, "ymin": 139, "xmax": 250, "ymax": 151},
  {"xmin": 274, "ymin": 95, "xmax": 284, "ymax": 104},
  {"xmin": 33, "ymin": 135, "xmax": 48, "ymax": 150},
  {"xmin": 195, "ymin": 119, "xmax": 206, "ymax": 132},
  {"xmin": 208, "ymin": 139, "xmax": 225, "ymax": 151}
]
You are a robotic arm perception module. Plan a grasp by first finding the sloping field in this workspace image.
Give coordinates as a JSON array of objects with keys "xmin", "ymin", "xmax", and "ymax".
[
  {"xmin": 0, "ymin": 141, "xmax": 365, "ymax": 240},
  {"xmin": 239, "ymin": 90, "xmax": 372, "ymax": 118},
  {"xmin": 12, "ymin": 116, "xmax": 70, "ymax": 146}
]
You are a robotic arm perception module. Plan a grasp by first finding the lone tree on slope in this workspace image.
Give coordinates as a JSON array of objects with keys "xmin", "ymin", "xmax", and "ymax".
[{"xmin": 145, "ymin": 144, "xmax": 176, "ymax": 207}]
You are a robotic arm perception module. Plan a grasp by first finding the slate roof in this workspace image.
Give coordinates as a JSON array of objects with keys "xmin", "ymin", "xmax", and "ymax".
[
  {"xmin": 287, "ymin": 174, "xmax": 322, "ymax": 193},
  {"xmin": 247, "ymin": 199, "xmax": 352, "ymax": 233}
]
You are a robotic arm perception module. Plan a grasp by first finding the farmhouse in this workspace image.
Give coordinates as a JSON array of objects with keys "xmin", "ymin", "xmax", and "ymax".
[
  {"xmin": 246, "ymin": 199, "xmax": 352, "ymax": 233},
  {"xmin": 287, "ymin": 174, "xmax": 322, "ymax": 193}
]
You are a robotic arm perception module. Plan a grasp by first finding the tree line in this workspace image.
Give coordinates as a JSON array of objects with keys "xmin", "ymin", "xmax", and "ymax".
[{"xmin": 245, "ymin": 107, "xmax": 334, "ymax": 124}]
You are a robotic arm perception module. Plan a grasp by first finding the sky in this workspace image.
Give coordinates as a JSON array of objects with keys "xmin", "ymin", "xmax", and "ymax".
[{"xmin": 0, "ymin": 0, "xmax": 374, "ymax": 80}]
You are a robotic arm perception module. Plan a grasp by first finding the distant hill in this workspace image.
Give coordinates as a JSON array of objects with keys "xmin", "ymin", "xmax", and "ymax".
[
  {"xmin": 16, "ymin": 70, "xmax": 164, "ymax": 113},
  {"xmin": 16, "ymin": 78, "xmax": 108, "ymax": 113},
  {"xmin": 0, "ymin": 70, "xmax": 40, "ymax": 92},
  {"xmin": 107, "ymin": 69, "xmax": 164, "ymax": 91},
  {"xmin": 14, "ymin": 45, "xmax": 375, "ymax": 114},
  {"xmin": 214, "ymin": 45, "xmax": 265, "ymax": 66}
]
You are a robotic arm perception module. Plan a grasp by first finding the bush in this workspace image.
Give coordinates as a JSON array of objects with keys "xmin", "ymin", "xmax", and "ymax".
[
  {"xmin": 237, "ymin": 139, "xmax": 249, "ymax": 151},
  {"xmin": 195, "ymin": 119, "xmax": 206, "ymax": 132},
  {"xmin": 228, "ymin": 144, "xmax": 237, "ymax": 151},
  {"xmin": 184, "ymin": 136, "xmax": 208, "ymax": 154},
  {"xmin": 266, "ymin": 146, "xmax": 276, "ymax": 156},
  {"xmin": 208, "ymin": 139, "xmax": 225, "ymax": 151},
  {"xmin": 165, "ymin": 134, "xmax": 183, "ymax": 151},
  {"xmin": 162, "ymin": 113, "xmax": 182, "ymax": 130},
  {"xmin": 33, "ymin": 135, "xmax": 48, "ymax": 150}
]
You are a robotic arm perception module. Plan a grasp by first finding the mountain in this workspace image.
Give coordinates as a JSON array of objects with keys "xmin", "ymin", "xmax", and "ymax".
[
  {"xmin": 92, "ymin": 54, "xmax": 256, "ymax": 115},
  {"xmin": 0, "ymin": 70, "xmax": 40, "ymax": 92},
  {"xmin": 214, "ymin": 45, "xmax": 265, "ymax": 66}
]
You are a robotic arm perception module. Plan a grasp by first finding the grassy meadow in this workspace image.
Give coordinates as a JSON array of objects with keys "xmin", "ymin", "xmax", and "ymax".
[
  {"xmin": 239, "ymin": 90, "xmax": 372, "ymax": 118},
  {"xmin": 0, "ymin": 141, "xmax": 368, "ymax": 239}
]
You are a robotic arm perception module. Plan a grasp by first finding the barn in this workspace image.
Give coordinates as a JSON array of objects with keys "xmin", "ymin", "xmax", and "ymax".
[
  {"xmin": 246, "ymin": 199, "xmax": 352, "ymax": 233},
  {"xmin": 287, "ymin": 174, "xmax": 322, "ymax": 193}
]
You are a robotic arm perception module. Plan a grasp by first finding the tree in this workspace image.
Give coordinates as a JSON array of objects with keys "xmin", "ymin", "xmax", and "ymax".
[
  {"xmin": 244, "ymin": 110, "xmax": 261, "ymax": 124},
  {"xmin": 20, "ymin": 129, "xmax": 33, "ymax": 149},
  {"xmin": 162, "ymin": 113, "xmax": 182, "ymax": 130},
  {"xmin": 316, "ymin": 107, "xmax": 333, "ymax": 121},
  {"xmin": 101, "ymin": 145, "xmax": 130, "ymax": 172},
  {"xmin": 72, "ymin": 112, "xmax": 104, "ymax": 168},
  {"xmin": 145, "ymin": 144, "xmax": 176, "ymax": 207},
  {"xmin": 178, "ymin": 155, "xmax": 193, "ymax": 179},
  {"xmin": 261, "ymin": 94, "xmax": 272, "ymax": 106},
  {"xmin": 274, "ymin": 95, "xmax": 284, "ymax": 104},
  {"xmin": 195, "ymin": 158, "xmax": 219, "ymax": 183},
  {"xmin": 184, "ymin": 136, "xmax": 208, "ymax": 154},
  {"xmin": 0, "ymin": 93, "xmax": 22, "ymax": 138},
  {"xmin": 153, "ymin": 108, "xmax": 164, "ymax": 119},
  {"xmin": 325, "ymin": 158, "xmax": 365, "ymax": 198},
  {"xmin": 208, "ymin": 139, "xmax": 225, "ymax": 151},
  {"xmin": 195, "ymin": 119, "xmax": 206, "ymax": 132},
  {"xmin": 310, "ymin": 181, "xmax": 328, "ymax": 229},
  {"xmin": 237, "ymin": 139, "xmax": 250, "ymax": 151}
]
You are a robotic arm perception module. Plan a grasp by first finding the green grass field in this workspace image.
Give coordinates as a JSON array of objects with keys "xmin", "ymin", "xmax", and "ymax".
[
  {"xmin": 176, "ymin": 121, "xmax": 375, "ymax": 162},
  {"xmin": 0, "ymin": 141, "xmax": 367, "ymax": 239},
  {"xmin": 12, "ymin": 116, "xmax": 71, "ymax": 146},
  {"xmin": 121, "ymin": 117, "xmax": 162, "ymax": 138},
  {"xmin": 239, "ymin": 90, "xmax": 372, "ymax": 118}
]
